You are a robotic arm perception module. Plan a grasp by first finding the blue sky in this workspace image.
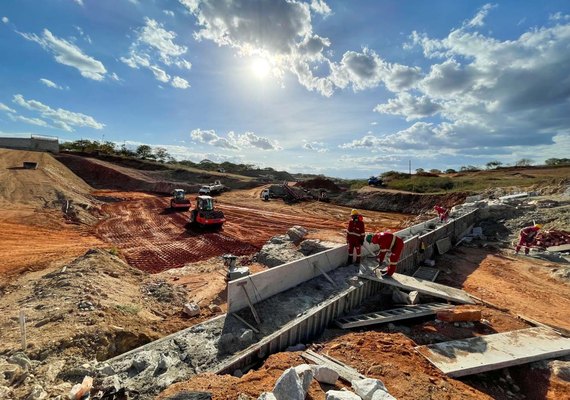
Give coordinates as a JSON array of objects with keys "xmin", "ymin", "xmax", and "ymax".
[{"xmin": 1, "ymin": 0, "xmax": 569, "ymax": 178}]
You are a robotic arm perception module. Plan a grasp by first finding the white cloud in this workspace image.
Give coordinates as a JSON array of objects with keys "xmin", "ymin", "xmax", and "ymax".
[
  {"xmin": 374, "ymin": 92, "xmax": 442, "ymax": 121},
  {"xmin": 8, "ymin": 114, "xmax": 51, "ymax": 128},
  {"xmin": 190, "ymin": 128, "xmax": 281, "ymax": 151},
  {"xmin": 2, "ymin": 17, "xmax": 9, "ymax": 24},
  {"xmin": 19, "ymin": 29, "xmax": 107, "ymax": 80},
  {"xmin": 12, "ymin": 94, "xmax": 104, "ymax": 131},
  {"xmin": 375, "ymin": 5, "xmax": 570, "ymax": 155},
  {"xmin": 171, "ymin": 76, "xmax": 190, "ymax": 89},
  {"xmin": 465, "ymin": 3, "xmax": 496, "ymax": 28},
  {"xmin": 163, "ymin": 10, "xmax": 175, "ymax": 17},
  {"xmin": 302, "ymin": 141, "xmax": 328, "ymax": 152},
  {"xmin": 310, "ymin": 0, "xmax": 331, "ymax": 16},
  {"xmin": 121, "ymin": 18, "xmax": 192, "ymax": 86},
  {"xmin": 73, "ymin": 0, "xmax": 84, "ymax": 6},
  {"xmin": 39, "ymin": 78, "xmax": 63, "ymax": 90},
  {"xmin": 0, "ymin": 103, "xmax": 16, "ymax": 113}
]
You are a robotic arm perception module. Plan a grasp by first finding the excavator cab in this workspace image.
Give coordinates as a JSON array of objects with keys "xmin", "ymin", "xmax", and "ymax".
[
  {"xmin": 197, "ymin": 196, "xmax": 214, "ymax": 211},
  {"xmin": 169, "ymin": 189, "xmax": 191, "ymax": 211}
]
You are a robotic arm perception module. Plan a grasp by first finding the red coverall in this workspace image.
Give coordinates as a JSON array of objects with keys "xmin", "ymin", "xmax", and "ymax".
[
  {"xmin": 346, "ymin": 216, "xmax": 366, "ymax": 264},
  {"xmin": 434, "ymin": 206, "xmax": 449, "ymax": 222},
  {"xmin": 516, "ymin": 226, "xmax": 540, "ymax": 255},
  {"xmin": 371, "ymin": 232, "xmax": 404, "ymax": 276}
]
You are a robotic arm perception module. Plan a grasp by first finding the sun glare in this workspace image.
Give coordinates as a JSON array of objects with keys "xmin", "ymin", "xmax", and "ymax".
[{"xmin": 251, "ymin": 57, "xmax": 270, "ymax": 79}]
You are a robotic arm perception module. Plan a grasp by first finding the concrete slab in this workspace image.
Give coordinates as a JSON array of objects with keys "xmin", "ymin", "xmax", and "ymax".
[
  {"xmin": 359, "ymin": 259, "xmax": 474, "ymax": 304},
  {"xmin": 415, "ymin": 327, "xmax": 570, "ymax": 377},
  {"xmin": 547, "ymin": 244, "xmax": 570, "ymax": 252},
  {"xmin": 435, "ymin": 237, "xmax": 452, "ymax": 254}
]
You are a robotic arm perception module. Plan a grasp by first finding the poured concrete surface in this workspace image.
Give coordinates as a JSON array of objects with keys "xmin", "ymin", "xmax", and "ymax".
[
  {"xmin": 415, "ymin": 327, "xmax": 570, "ymax": 377},
  {"xmin": 358, "ymin": 258, "xmax": 475, "ymax": 304}
]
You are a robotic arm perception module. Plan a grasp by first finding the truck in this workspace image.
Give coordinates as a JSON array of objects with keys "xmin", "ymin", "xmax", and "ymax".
[
  {"xmin": 187, "ymin": 195, "xmax": 226, "ymax": 229},
  {"xmin": 198, "ymin": 180, "xmax": 229, "ymax": 196}
]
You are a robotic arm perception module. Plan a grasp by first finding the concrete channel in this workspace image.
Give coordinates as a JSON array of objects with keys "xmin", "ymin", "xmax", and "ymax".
[{"xmin": 96, "ymin": 207, "xmax": 479, "ymax": 398}]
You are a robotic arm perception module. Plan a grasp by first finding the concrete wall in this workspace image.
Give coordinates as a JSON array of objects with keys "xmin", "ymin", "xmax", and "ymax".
[
  {"xmin": 227, "ymin": 207, "xmax": 479, "ymax": 313},
  {"xmin": 0, "ymin": 136, "xmax": 59, "ymax": 153},
  {"xmin": 227, "ymin": 245, "xmax": 347, "ymax": 313}
]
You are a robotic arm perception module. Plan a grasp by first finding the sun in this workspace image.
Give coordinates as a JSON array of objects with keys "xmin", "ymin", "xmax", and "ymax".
[{"xmin": 251, "ymin": 57, "xmax": 270, "ymax": 79}]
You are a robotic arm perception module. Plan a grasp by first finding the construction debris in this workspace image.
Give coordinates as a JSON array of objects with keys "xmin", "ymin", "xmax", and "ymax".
[
  {"xmin": 535, "ymin": 230, "xmax": 570, "ymax": 248},
  {"xmin": 436, "ymin": 307, "xmax": 482, "ymax": 323}
]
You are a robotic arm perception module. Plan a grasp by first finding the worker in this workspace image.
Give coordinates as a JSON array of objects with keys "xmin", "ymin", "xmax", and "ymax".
[
  {"xmin": 433, "ymin": 205, "xmax": 449, "ymax": 223},
  {"xmin": 515, "ymin": 224, "xmax": 542, "ymax": 255},
  {"xmin": 346, "ymin": 209, "xmax": 366, "ymax": 265},
  {"xmin": 365, "ymin": 232, "xmax": 404, "ymax": 277}
]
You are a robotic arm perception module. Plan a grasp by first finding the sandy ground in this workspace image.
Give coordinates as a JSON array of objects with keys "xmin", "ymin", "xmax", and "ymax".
[{"xmin": 439, "ymin": 246, "xmax": 570, "ymax": 332}]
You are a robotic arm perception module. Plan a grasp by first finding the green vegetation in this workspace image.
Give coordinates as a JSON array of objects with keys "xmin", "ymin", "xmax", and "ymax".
[
  {"xmin": 388, "ymin": 176, "xmax": 454, "ymax": 193},
  {"xmin": 115, "ymin": 303, "xmax": 141, "ymax": 315},
  {"xmin": 545, "ymin": 158, "xmax": 570, "ymax": 166}
]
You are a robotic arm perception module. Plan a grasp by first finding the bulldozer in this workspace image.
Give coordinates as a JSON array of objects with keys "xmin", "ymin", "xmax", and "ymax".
[
  {"xmin": 170, "ymin": 189, "xmax": 191, "ymax": 211},
  {"xmin": 187, "ymin": 195, "xmax": 226, "ymax": 229}
]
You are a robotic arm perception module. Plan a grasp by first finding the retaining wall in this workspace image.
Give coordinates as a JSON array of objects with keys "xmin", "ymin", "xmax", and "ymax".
[
  {"xmin": 0, "ymin": 136, "xmax": 59, "ymax": 153},
  {"xmin": 228, "ymin": 209, "xmax": 479, "ymax": 313}
]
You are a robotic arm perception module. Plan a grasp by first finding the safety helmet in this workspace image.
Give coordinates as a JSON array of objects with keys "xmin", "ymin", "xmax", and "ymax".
[
  {"xmin": 351, "ymin": 209, "xmax": 359, "ymax": 216},
  {"xmin": 365, "ymin": 233, "xmax": 373, "ymax": 244},
  {"xmin": 534, "ymin": 224, "xmax": 543, "ymax": 229}
]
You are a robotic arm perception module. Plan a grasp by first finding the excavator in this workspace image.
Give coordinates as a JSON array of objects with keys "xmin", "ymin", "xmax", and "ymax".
[
  {"xmin": 187, "ymin": 195, "xmax": 226, "ymax": 229},
  {"xmin": 170, "ymin": 189, "xmax": 191, "ymax": 211}
]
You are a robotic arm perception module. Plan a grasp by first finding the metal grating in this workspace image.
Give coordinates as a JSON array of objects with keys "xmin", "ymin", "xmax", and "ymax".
[{"xmin": 413, "ymin": 266, "xmax": 440, "ymax": 281}]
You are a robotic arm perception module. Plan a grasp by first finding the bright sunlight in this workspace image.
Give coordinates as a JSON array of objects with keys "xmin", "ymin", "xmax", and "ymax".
[{"xmin": 251, "ymin": 57, "xmax": 270, "ymax": 79}]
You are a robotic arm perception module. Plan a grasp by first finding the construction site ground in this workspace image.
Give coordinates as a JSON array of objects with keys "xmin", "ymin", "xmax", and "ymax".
[{"xmin": 1, "ymin": 148, "xmax": 569, "ymax": 400}]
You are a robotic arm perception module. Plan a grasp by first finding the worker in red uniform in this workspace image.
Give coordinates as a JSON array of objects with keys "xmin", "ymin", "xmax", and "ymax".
[
  {"xmin": 365, "ymin": 232, "xmax": 404, "ymax": 277},
  {"xmin": 515, "ymin": 224, "xmax": 542, "ymax": 255},
  {"xmin": 433, "ymin": 205, "xmax": 449, "ymax": 223},
  {"xmin": 346, "ymin": 209, "xmax": 366, "ymax": 265}
]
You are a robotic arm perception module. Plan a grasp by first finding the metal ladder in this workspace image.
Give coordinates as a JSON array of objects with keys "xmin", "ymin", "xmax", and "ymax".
[{"xmin": 335, "ymin": 302, "xmax": 453, "ymax": 329}]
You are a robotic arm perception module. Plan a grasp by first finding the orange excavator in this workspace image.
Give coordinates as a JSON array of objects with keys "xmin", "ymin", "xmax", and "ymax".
[
  {"xmin": 170, "ymin": 189, "xmax": 191, "ymax": 211},
  {"xmin": 188, "ymin": 195, "xmax": 226, "ymax": 229}
]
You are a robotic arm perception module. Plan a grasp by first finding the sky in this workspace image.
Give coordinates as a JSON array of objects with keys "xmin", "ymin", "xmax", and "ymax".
[{"xmin": 1, "ymin": 0, "xmax": 569, "ymax": 178}]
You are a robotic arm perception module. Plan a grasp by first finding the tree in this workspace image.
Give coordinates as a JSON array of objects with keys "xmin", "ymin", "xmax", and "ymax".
[
  {"xmin": 119, "ymin": 144, "xmax": 135, "ymax": 157},
  {"xmin": 486, "ymin": 160, "xmax": 503, "ymax": 169},
  {"xmin": 515, "ymin": 158, "xmax": 533, "ymax": 167},
  {"xmin": 136, "ymin": 145, "xmax": 153, "ymax": 159},
  {"xmin": 545, "ymin": 158, "xmax": 570, "ymax": 166},
  {"xmin": 154, "ymin": 147, "xmax": 170, "ymax": 163},
  {"xmin": 445, "ymin": 168, "xmax": 457, "ymax": 174},
  {"xmin": 429, "ymin": 168, "xmax": 442, "ymax": 174},
  {"xmin": 460, "ymin": 165, "xmax": 480, "ymax": 172},
  {"xmin": 415, "ymin": 168, "xmax": 425, "ymax": 174}
]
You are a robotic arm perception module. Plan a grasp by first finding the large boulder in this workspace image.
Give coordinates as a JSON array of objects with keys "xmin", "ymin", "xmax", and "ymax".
[
  {"xmin": 272, "ymin": 368, "xmax": 305, "ymax": 400},
  {"xmin": 257, "ymin": 241, "xmax": 303, "ymax": 268},
  {"xmin": 352, "ymin": 378, "xmax": 388, "ymax": 400},
  {"xmin": 299, "ymin": 240, "xmax": 337, "ymax": 256},
  {"xmin": 287, "ymin": 226, "xmax": 308, "ymax": 242},
  {"xmin": 293, "ymin": 364, "xmax": 314, "ymax": 393},
  {"xmin": 326, "ymin": 390, "xmax": 361, "ymax": 400},
  {"xmin": 313, "ymin": 365, "xmax": 339, "ymax": 385}
]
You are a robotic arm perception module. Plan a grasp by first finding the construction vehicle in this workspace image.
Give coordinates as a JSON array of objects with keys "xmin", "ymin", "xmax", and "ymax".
[
  {"xmin": 198, "ymin": 180, "xmax": 228, "ymax": 196},
  {"xmin": 188, "ymin": 195, "xmax": 226, "ymax": 229},
  {"xmin": 260, "ymin": 188, "xmax": 271, "ymax": 201},
  {"xmin": 169, "ymin": 189, "xmax": 191, "ymax": 211},
  {"xmin": 368, "ymin": 176, "xmax": 385, "ymax": 187}
]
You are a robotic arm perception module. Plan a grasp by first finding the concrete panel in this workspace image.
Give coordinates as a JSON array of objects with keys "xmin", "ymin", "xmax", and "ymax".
[
  {"xmin": 436, "ymin": 237, "xmax": 452, "ymax": 254},
  {"xmin": 227, "ymin": 245, "xmax": 347, "ymax": 313},
  {"xmin": 359, "ymin": 259, "xmax": 474, "ymax": 304},
  {"xmin": 0, "ymin": 136, "xmax": 59, "ymax": 153},
  {"xmin": 415, "ymin": 327, "xmax": 570, "ymax": 377}
]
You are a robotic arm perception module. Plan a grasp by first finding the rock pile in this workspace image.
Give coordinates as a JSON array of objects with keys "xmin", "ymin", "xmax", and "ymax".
[{"xmin": 535, "ymin": 230, "xmax": 570, "ymax": 248}]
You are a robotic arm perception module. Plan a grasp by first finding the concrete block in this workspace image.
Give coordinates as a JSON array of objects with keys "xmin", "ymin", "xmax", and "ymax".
[
  {"xmin": 313, "ymin": 365, "xmax": 339, "ymax": 385},
  {"xmin": 352, "ymin": 378, "xmax": 387, "ymax": 400},
  {"xmin": 229, "ymin": 267, "xmax": 250, "ymax": 280},
  {"xmin": 409, "ymin": 291, "xmax": 420, "ymax": 305},
  {"xmin": 273, "ymin": 367, "xmax": 305, "ymax": 400},
  {"xmin": 326, "ymin": 390, "xmax": 361, "ymax": 400},
  {"xmin": 183, "ymin": 302, "xmax": 200, "ymax": 317},
  {"xmin": 293, "ymin": 364, "xmax": 315, "ymax": 393}
]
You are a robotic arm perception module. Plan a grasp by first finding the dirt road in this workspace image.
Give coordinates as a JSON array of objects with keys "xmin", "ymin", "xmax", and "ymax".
[{"xmin": 95, "ymin": 190, "xmax": 411, "ymax": 273}]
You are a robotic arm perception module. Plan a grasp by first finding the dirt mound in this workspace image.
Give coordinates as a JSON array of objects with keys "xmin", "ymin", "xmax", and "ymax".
[
  {"xmin": 334, "ymin": 189, "xmax": 467, "ymax": 214},
  {"xmin": 296, "ymin": 178, "xmax": 342, "ymax": 192},
  {"xmin": 0, "ymin": 149, "xmax": 99, "ymax": 224}
]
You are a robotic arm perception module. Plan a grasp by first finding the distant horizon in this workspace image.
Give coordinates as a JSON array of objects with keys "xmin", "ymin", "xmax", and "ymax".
[{"xmin": 1, "ymin": 1, "xmax": 569, "ymax": 179}]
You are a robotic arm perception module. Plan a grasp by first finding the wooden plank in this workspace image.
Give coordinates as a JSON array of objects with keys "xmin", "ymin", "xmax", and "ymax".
[
  {"xmin": 358, "ymin": 261, "xmax": 475, "ymax": 305},
  {"xmin": 415, "ymin": 327, "xmax": 570, "ymax": 377},
  {"xmin": 336, "ymin": 303, "xmax": 453, "ymax": 329},
  {"xmin": 302, "ymin": 350, "xmax": 365, "ymax": 383}
]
